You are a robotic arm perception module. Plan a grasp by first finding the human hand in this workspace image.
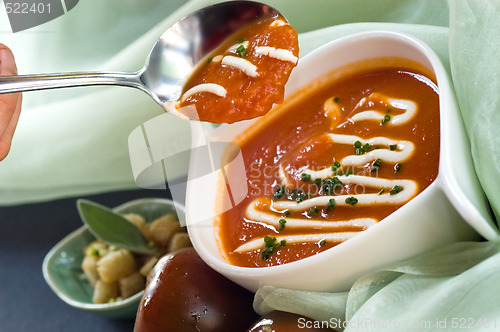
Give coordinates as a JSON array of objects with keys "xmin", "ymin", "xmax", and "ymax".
[{"xmin": 0, "ymin": 44, "xmax": 22, "ymax": 161}]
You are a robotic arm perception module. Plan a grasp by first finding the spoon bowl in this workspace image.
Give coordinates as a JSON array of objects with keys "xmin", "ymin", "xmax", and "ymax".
[{"xmin": 0, "ymin": 1, "xmax": 280, "ymax": 112}]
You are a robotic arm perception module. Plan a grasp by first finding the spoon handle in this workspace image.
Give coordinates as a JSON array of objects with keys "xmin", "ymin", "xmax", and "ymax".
[{"xmin": 0, "ymin": 71, "xmax": 144, "ymax": 94}]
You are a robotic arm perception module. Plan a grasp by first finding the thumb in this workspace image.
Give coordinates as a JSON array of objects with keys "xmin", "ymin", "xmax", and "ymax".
[{"xmin": 0, "ymin": 44, "xmax": 18, "ymax": 76}]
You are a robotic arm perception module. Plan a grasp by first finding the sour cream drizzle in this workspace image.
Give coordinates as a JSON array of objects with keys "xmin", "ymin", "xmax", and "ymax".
[
  {"xmin": 345, "ymin": 93, "xmax": 417, "ymax": 126},
  {"xmin": 237, "ymin": 95, "xmax": 420, "ymax": 253},
  {"xmin": 325, "ymin": 134, "xmax": 415, "ymax": 166},
  {"xmin": 235, "ymin": 233, "xmax": 360, "ymax": 253}
]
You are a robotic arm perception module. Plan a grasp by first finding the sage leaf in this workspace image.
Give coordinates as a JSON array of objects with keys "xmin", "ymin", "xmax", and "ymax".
[{"xmin": 77, "ymin": 199, "xmax": 156, "ymax": 255}]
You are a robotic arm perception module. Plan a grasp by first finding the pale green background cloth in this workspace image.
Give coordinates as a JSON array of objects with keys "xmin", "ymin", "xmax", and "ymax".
[{"xmin": 1, "ymin": 0, "xmax": 500, "ymax": 330}]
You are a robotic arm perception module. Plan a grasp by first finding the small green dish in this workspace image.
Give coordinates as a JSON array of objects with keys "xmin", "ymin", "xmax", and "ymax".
[{"xmin": 42, "ymin": 198, "xmax": 185, "ymax": 318}]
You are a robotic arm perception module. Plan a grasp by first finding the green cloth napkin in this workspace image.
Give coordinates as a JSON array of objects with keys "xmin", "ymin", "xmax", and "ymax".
[{"xmin": 1, "ymin": 0, "xmax": 500, "ymax": 330}]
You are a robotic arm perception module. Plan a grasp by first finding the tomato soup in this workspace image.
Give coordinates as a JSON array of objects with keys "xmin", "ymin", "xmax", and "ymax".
[
  {"xmin": 168, "ymin": 15, "xmax": 298, "ymax": 124},
  {"xmin": 217, "ymin": 61, "xmax": 440, "ymax": 267}
]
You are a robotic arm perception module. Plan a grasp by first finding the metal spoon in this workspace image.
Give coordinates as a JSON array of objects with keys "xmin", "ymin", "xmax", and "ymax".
[{"xmin": 0, "ymin": 1, "xmax": 279, "ymax": 112}]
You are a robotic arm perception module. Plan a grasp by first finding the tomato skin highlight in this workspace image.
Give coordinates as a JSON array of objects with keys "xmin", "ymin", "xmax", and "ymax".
[{"xmin": 134, "ymin": 247, "xmax": 259, "ymax": 332}]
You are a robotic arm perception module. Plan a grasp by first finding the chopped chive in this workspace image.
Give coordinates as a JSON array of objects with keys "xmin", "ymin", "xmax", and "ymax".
[
  {"xmin": 371, "ymin": 158, "xmax": 382, "ymax": 172},
  {"xmin": 207, "ymin": 57, "xmax": 214, "ymax": 64},
  {"xmin": 394, "ymin": 163, "xmax": 402, "ymax": 172},
  {"xmin": 284, "ymin": 210, "xmax": 291, "ymax": 218},
  {"xmin": 301, "ymin": 173, "xmax": 312, "ymax": 182},
  {"xmin": 378, "ymin": 188, "xmax": 385, "ymax": 195},
  {"xmin": 343, "ymin": 170, "xmax": 354, "ymax": 177},
  {"xmin": 278, "ymin": 219, "xmax": 287, "ymax": 230},
  {"xmin": 237, "ymin": 37, "xmax": 245, "ymax": 43},
  {"xmin": 333, "ymin": 97, "xmax": 340, "ymax": 103},
  {"xmin": 309, "ymin": 207, "xmax": 320, "ymax": 215},
  {"xmin": 261, "ymin": 236, "xmax": 285, "ymax": 260},
  {"xmin": 386, "ymin": 109, "xmax": 391, "ymax": 113},
  {"xmin": 326, "ymin": 198, "xmax": 336, "ymax": 212},
  {"xmin": 381, "ymin": 114, "xmax": 391, "ymax": 124},
  {"xmin": 314, "ymin": 178, "xmax": 322, "ymax": 186},
  {"xmin": 331, "ymin": 161, "xmax": 342, "ymax": 173},
  {"xmin": 236, "ymin": 44, "xmax": 246, "ymax": 57},
  {"xmin": 354, "ymin": 141, "xmax": 370, "ymax": 155},
  {"xmin": 273, "ymin": 185, "xmax": 286, "ymax": 201},
  {"xmin": 390, "ymin": 144, "xmax": 397, "ymax": 151},
  {"xmin": 390, "ymin": 185, "xmax": 404, "ymax": 195},
  {"xmin": 322, "ymin": 177, "xmax": 343, "ymax": 195},
  {"xmin": 345, "ymin": 196, "xmax": 358, "ymax": 205},
  {"xmin": 320, "ymin": 239, "xmax": 327, "ymax": 246}
]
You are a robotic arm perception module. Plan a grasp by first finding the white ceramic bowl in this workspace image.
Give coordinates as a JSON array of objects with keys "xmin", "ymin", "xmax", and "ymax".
[{"xmin": 185, "ymin": 31, "xmax": 497, "ymax": 293}]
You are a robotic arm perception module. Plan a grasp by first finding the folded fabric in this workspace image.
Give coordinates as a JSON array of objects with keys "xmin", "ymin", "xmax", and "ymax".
[{"xmin": 255, "ymin": 239, "xmax": 500, "ymax": 331}]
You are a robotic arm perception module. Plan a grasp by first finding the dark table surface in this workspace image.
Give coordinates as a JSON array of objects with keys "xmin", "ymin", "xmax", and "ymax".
[{"xmin": 0, "ymin": 188, "xmax": 168, "ymax": 332}]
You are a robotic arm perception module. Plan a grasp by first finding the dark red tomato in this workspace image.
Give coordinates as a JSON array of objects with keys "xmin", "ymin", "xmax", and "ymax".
[
  {"xmin": 247, "ymin": 311, "xmax": 337, "ymax": 331},
  {"xmin": 134, "ymin": 247, "xmax": 259, "ymax": 332}
]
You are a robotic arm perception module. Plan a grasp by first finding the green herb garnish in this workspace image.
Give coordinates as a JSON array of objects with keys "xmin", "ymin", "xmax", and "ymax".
[
  {"xmin": 378, "ymin": 188, "xmax": 386, "ymax": 195},
  {"xmin": 308, "ymin": 207, "xmax": 320, "ymax": 215},
  {"xmin": 322, "ymin": 177, "xmax": 343, "ymax": 195},
  {"xmin": 394, "ymin": 163, "xmax": 402, "ymax": 172},
  {"xmin": 354, "ymin": 140, "xmax": 371, "ymax": 155},
  {"xmin": 343, "ymin": 170, "xmax": 354, "ymax": 177},
  {"xmin": 390, "ymin": 144, "xmax": 397, "ymax": 151},
  {"xmin": 381, "ymin": 114, "xmax": 391, "ymax": 124},
  {"xmin": 371, "ymin": 158, "xmax": 382, "ymax": 172},
  {"xmin": 237, "ymin": 37, "xmax": 245, "ymax": 43},
  {"xmin": 273, "ymin": 185, "xmax": 286, "ymax": 201},
  {"xmin": 236, "ymin": 44, "xmax": 246, "ymax": 57},
  {"xmin": 331, "ymin": 160, "xmax": 342, "ymax": 173},
  {"xmin": 261, "ymin": 236, "xmax": 285, "ymax": 260},
  {"xmin": 301, "ymin": 173, "xmax": 312, "ymax": 182},
  {"xmin": 320, "ymin": 239, "xmax": 327, "ymax": 246},
  {"xmin": 333, "ymin": 97, "xmax": 340, "ymax": 103},
  {"xmin": 345, "ymin": 196, "xmax": 358, "ymax": 205},
  {"xmin": 278, "ymin": 219, "xmax": 287, "ymax": 230},
  {"xmin": 390, "ymin": 185, "xmax": 404, "ymax": 195},
  {"xmin": 326, "ymin": 198, "xmax": 336, "ymax": 212}
]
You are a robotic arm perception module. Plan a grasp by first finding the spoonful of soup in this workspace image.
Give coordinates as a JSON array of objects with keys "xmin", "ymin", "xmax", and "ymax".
[{"xmin": 0, "ymin": 1, "xmax": 298, "ymax": 124}]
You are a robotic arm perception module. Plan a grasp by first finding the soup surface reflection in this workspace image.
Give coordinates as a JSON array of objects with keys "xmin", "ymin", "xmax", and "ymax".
[{"xmin": 217, "ymin": 64, "xmax": 440, "ymax": 267}]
